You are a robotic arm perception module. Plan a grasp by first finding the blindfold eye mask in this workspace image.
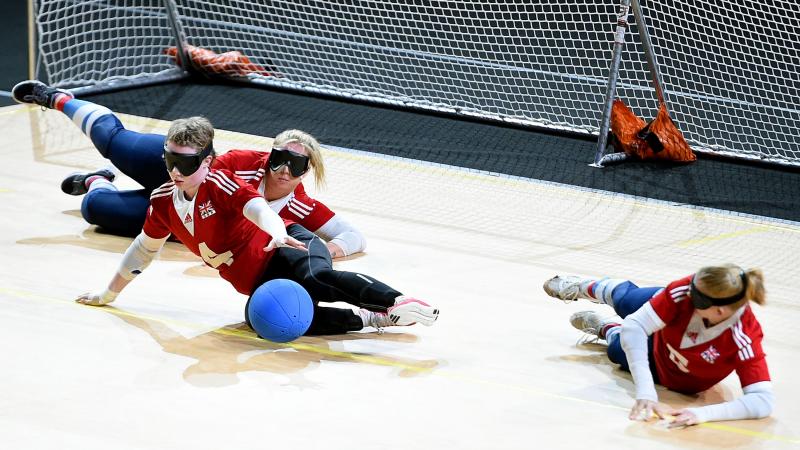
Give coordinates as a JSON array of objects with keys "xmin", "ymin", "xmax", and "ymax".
[
  {"xmin": 690, "ymin": 270, "xmax": 748, "ymax": 310},
  {"xmin": 268, "ymin": 147, "xmax": 310, "ymax": 177},
  {"xmin": 163, "ymin": 142, "xmax": 213, "ymax": 176}
]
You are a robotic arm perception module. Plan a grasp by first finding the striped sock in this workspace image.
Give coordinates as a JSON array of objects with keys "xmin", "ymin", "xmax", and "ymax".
[
  {"xmin": 86, "ymin": 176, "xmax": 116, "ymax": 193},
  {"xmin": 602, "ymin": 323, "xmax": 622, "ymax": 342},
  {"xmin": 53, "ymin": 93, "xmax": 71, "ymax": 111},
  {"xmin": 587, "ymin": 278, "xmax": 628, "ymax": 307},
  {"xmin": 61, "ymin": 99, "xmax": 113, "ymax": 138}
]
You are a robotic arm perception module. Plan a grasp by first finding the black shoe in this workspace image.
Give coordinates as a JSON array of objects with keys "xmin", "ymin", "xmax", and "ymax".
[
  {"xmin": 12, "ymin": 80, "xmax": 74, "ymax": 108},
  {"xmin": 61, "ymin": 169, "xmax": 116, "ymax": 195}
]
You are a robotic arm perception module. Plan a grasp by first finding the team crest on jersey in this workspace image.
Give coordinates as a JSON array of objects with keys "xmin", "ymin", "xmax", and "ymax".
[
  {"xmin": 199, "ymin": 201, "xmax": 216, "ymax": 219},
  {"xmin": 701, "ymin": 345, "xmax": 720, "ymax": 364}
]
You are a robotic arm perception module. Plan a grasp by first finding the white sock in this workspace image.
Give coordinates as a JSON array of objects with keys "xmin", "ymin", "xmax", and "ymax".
[
  {"xmin": 589, "ymin": 278, "xmax": 628, "ymax": 307},
  {"xmin": 87, "ymin": 178, "xmax": 117, "ymax": 192}
]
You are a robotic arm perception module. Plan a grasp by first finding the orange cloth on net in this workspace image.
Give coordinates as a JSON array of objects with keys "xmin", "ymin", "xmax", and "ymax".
[
  {"xmin": 164, "ymin": 45, "xmax": 275, "ymax": 77},
  {"xmin": 610, "ymin": 99, "xmax": 695, "ymax": 162}
]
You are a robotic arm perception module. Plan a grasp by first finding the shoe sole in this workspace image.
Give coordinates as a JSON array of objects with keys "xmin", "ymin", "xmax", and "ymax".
[
  {"xmin": 543, "ymin": 277, "xmax": 579, "ymax": 302},
  {"xmin": 12, "ymin": 80, "xmax": 74, "ymax": 106},
  {"xmin": 389, "ymin": 300, "xmax": 439, "ymax": 327}
]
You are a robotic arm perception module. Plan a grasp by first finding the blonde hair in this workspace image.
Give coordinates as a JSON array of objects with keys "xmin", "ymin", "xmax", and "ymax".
[
  {"xmin": 166, "ymin": 117, "xmax": 215, "ymax": 152},
  {"xmin": 694, "ymin": 263, "xmax": 766, "ymax": 307},
  {"xmin": 273, "ymin": 129, "xmax": 326, "ymax": 188}
]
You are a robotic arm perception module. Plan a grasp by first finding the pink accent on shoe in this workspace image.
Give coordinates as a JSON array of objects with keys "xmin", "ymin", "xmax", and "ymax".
[
  {"xmin": 394, "ymin": 297, "xmax": 431, "ymax": 308},
  {"xmin": 388, "ymin": 297, "xmax": 439, "ymax": 326}
]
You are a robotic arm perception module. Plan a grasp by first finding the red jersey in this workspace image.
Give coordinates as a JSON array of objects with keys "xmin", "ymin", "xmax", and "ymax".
[
  {"xmin": 213, "ymin": 149, "xmax": 335, "ymax": 231},
  {"xmin": 649, "ymin": 275, "xmax": 770, "ymax": 394},
  {"xmin": 143, "ymin": 169, "xmax": 275, "ymax": 295}
]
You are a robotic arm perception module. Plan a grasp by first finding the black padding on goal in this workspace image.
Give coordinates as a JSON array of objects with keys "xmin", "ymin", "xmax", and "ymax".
[
  {"xmin": 0, "ymin": 0, "xmax": 28, "ymax": 107},
  {"xmin": 83, "ymin": 81, "xmax": 800, "ymax": 223}
]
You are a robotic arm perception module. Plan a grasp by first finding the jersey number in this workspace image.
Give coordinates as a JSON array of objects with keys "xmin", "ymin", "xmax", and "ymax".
[
  {"xmin": 199, "ymin": 242, "xmax": 234, "ymax": 268},
  {"xmin": 666, "ymin": 343, "xmax": 690, "ymax": 373}
]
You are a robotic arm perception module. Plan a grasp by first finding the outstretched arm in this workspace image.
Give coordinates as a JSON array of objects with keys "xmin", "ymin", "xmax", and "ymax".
[
  {"xmin": 243, "ymin": 197, "xmax": 306, "ymax": 251},
  {"xmin": 669, "ymin": 382, "xmax": 773, "ymax": 427},
  {"xmin": 620, "ymin": 302, "xmax": 671, "ymax": 420},
  {"xmin": 76, "ymin": 232, "xmax": 167, "ymax": 305}
]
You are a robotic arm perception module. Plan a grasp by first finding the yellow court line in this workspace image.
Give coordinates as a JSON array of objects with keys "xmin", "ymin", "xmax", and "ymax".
[
  {"xmin": 1, "ymin": 286, "xmax": 798, "ymax": 444},
  {"xmin": 0, "ymin": 287, "xmax": 434, "ymax": 373},
  {"xmin": 0, "ymin": 105, "xmax": 30, "ymax": 116},
  {"xmin": 678, "ymin": 226, "xmax": 773, "ymax": 247}
]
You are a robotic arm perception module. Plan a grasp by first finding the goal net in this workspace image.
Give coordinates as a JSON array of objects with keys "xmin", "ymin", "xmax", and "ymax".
[{"xmin": 34, "ymin": 0, "xmax": 800, "ymax": 166}]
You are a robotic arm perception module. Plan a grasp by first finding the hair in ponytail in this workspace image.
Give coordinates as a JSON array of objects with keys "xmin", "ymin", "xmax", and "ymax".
[{"xmin": 694, "ymin": 263, "xmax": 766, "ymax": 308}]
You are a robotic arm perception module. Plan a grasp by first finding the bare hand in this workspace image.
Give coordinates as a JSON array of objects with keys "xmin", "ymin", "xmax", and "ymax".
[
  {"xmin": 629, "ymin": 399, "xmax": 672, "ymax": 421},
  {"xmin": 264, "ymin": 236, "xmax": 307, "ymax": 252},
  {"xmin": 75, "ymin": 290, "xmax": 116, "ymax": 306},
  {"xmin": 666, "ymin": 409, "xmax": 700, "ymax": 428}
]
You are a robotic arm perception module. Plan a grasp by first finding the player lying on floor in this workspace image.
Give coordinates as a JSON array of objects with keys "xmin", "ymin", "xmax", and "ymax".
[
  {"xmin": 73, "ymin": 115, "xmax": 439, "ymax": 334},
  {"xmin": 543, "ymin": 264, "xmax": 773, "ymax": 427},
  {"xmin": 12, "ymin": 80, "xmax": 362, "ymax": 259}
]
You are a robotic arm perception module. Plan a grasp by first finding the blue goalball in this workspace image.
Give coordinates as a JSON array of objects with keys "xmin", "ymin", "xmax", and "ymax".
[{"xmin": 247, "ymin": 279, "xmax": 314, "ymax": 343}]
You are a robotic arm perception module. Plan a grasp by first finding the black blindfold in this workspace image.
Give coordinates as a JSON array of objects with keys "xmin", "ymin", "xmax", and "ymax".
[
  {"xmin": 690, "ymin": 271, "xmax": 748, "ymax": 310},
  {"xmin": 268, "ymin": 148, "xmax": 310, "ymax": 177},
  {"xmin": 163, "ymin": 142, "xmax": 214, "ymax": 176}
]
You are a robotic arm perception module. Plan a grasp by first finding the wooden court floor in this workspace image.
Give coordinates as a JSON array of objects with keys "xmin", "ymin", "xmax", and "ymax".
[{"xmin": 1, "ymin": 104, "xmax": 799, "ymax": 449}]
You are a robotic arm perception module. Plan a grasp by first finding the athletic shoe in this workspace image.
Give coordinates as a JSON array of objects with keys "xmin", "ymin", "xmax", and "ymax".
[
  {"xmin": 358, "ymin": 309, "xmax": 397, "ymax": 332},
  {"xmin": 389, "ymin": 296, "xmax": 439, "ymax": 326},
  {"xmin": 543, "ymin": 275, "xmax": 597, "ymax": 303},
  {"xmin": 569, "ymin": 311, "xmax": 619, "ymax": 341},
  {"xmin": 11, "ymin": 80, "xmax": 73, "ymax": 108},
  {"xmin": 60, "ymin": 168, "xmax": 116, "ymax": 195}
]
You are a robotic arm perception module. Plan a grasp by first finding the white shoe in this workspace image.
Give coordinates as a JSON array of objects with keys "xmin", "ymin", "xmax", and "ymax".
[
  {"xmin": 358, "ymin": 309, "xmax": 397, "ymax": 332},
  {"xmin": 358, "ymin": 297, "xmax": 439, "ymax": 331},
  {"xmin": 569, "ymin": 311, "xmax": 619, "ymax": 341},
  {"xmin": 390, "ymin": 296, "xmax": 439, "ymax": 326},
  {"xmin": 543, "ymin": 275, "xmax": 596, "ymax": 303}
]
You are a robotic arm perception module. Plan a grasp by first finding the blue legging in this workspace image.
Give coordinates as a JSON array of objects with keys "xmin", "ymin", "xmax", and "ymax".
[
  {"xmin": 76, "ymin": 111, "xmax": 169, "ymax": 236},
  {"xmin": 604, "ymin": 281, "xmax": 662, "ymax": 376}
]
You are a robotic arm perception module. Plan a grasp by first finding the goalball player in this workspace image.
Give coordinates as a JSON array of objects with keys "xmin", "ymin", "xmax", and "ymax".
[
  {"xmin": 72, "ymin": 115, "xmax": 439, "ymax": 333},
  {"xmin": 543, "ymin": 265, "xmax": 773, "ymax": 427},
  {"xmin": 12, "ymin": 80, "xmax": 364, "ymax": 259}
]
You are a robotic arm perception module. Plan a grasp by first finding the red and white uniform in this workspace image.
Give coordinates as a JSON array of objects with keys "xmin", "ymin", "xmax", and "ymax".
[
  {"xmin": 144, "ymin": 169, "xmax": 277, "ymax": 295},
  {"xmin": 648, "ymin": 275, "xmax": 770, "ymax": 394},
  {"xmin": 212, "ymin": 150, "xmax": 334, "ymax": 231}
]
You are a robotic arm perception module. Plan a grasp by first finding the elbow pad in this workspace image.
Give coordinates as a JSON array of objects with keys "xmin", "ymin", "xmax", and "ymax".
[{"xmin": 315, "ymin": 215, "xmax": 366, "ymax": 255}]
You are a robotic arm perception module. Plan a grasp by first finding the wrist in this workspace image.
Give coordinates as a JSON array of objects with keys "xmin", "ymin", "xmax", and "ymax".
[
  {"xmin": 100, "ymin": 289, "xmax": 119, "ymax": 303},
  {"xmin": 684, "ymin": 407, "xmax": 706, "ymax": 423},
  {"xmin": 327, "ymin": 241, "xmax": 345, "ymax": 257}
]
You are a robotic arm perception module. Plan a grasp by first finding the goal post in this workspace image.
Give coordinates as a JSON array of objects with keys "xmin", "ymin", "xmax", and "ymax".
[{"xmin": 32, "ymin": 0, "xmax": 800, "ymax": 167}]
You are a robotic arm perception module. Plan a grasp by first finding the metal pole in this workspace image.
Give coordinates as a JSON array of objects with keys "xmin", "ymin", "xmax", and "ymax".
[
  {"xmin": 28, "ymin": 0, "xmax": 36, "ymax": 79},
  {"xmin": 630, "ymin": 0, "xmax": 668, "ymax": 107},
  {"xmin": 163, "ymin": 0, "xmax": 193, "ymax": 73},
  {"xmin": 592, "ymin": 0, "xmax": 633, "ymax": 167}
]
